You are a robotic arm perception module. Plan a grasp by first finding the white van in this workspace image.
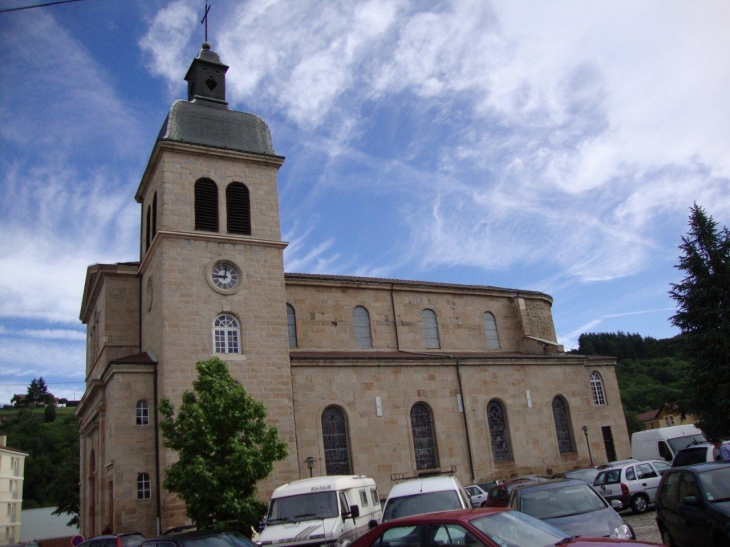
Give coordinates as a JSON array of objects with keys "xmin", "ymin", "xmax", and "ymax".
[
  {"xmin": 631, "ymin": 424, "xmax": 706, "ymax": 462},
  {"xmin": 257, "ymin": 475, "xmax": 381, "ymax": 547},
  {"xmin": 381, "ymin": 474, "xmax": 470, "ymax": 522}
]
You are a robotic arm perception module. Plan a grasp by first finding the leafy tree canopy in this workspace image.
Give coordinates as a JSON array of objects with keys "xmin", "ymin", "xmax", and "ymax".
[
  {"xmin": 159, "ymin": 357, "xmax": 288, "ymax": 536},
  {"xmin": 670, "ymin": 204, "xmax": 730, "ymax": 437},
  {"xmin": 26, "ymin": 377, "xmax": 54, "ymax": 406}
]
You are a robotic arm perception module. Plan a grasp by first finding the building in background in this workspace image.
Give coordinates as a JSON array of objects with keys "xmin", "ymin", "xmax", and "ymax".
[
  {"xmin": 77, "ymin": 43, "xmax": 631, "ymax": 538},
  {"xmin": 636, "ymin": 403, "xmax": 697, "ymax": 430},
  {"xmin": 0, "ymin": 435, "xmax": 27, "ymax": 545}
]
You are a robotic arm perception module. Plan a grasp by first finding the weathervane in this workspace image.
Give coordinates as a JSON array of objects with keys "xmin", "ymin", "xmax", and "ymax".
[{"xmin": 201, "ymin": 0, "xmax": 211, "ymax": 42}]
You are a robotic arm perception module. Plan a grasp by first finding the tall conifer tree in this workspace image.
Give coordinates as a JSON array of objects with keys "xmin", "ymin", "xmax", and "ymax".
[{"xmin": 669, "ymin": 204, "xmax": 730, "ymax": 437}]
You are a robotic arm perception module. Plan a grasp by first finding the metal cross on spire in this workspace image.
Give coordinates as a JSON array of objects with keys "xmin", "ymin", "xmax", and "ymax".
[{"xmin": 201, "ymin": 0, "xmax": 211, "ymax": 42}]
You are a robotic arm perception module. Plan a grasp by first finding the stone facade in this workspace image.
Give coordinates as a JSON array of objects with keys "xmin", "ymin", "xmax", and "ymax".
[{"xmin": 76, "ymin": 45, "xmax": 630, "ymax": 539}]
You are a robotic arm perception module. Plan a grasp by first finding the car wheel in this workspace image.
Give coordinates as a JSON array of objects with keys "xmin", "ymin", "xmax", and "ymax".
[
  {"xmin": 480, "ymin": 501, "xmax": 487, "ymax": 507},
  {"xmin": 659, "ymin": 524, "xmax": 675, "ymax": 547},
  {"xmin": 630, "ymin": 494, "xmax": 649, "ymax": 514}
]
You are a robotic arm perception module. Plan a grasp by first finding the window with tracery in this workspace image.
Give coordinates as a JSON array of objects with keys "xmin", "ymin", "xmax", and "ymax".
[
  {"xmin": 286, "ymin": 304, "xmax": 297, "ymax": 348},
  {"xmin": 213, "ymin": 314, "xmax": 240, "ymax": 354},
  {"xmin": 487, "ymin": 400, "xmax": 513, "ymax": 462},
  {"xmin": 322, "ymin": 406, "xmax": 352, "ymax": 475},
  {"xmin": 421, "ymin": 309, "xmax": 440, "ymax": 349},
  {"xmin": 137, "ymin": 473, "xmax": 151, "ymax": 500},
  {"xmin": 353, "ymin": 306, "xmax": 373, "ymax": 348},
  {"xmin": 411, "ymin": 403, "xmax": 438, "ymax": 470},
  {"xmin": 483, "ymin": 312, "xmax": 500, "ymax": 349},
  {"xmin": 552, "ymin": 396, "xmax": 576, "ymax": 454},
  {"xmin": 590, "ymin": 371, "xmax": 606, "ymax": 405},
  {"xmin": 136, "ymin": 400, "xmax": 149, "ymax": 426}
]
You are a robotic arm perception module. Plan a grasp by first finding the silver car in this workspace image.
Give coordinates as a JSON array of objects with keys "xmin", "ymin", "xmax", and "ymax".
[{"xmin": 593, "ymin": 459, "xmax": 671, "ymax": 513}]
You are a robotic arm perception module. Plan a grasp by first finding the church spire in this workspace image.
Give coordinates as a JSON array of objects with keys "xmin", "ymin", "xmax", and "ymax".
[{"xmin": 184, "ymin": 42, "xmax": 229, "ymax": 105}]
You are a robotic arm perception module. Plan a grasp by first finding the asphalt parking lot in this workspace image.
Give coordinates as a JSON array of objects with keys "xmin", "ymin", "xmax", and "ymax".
[{"xmin": 623, "ymin": 508, "xmax": 662, "ymax": 544}]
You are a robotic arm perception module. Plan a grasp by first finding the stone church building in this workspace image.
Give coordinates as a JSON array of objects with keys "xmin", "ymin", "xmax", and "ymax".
[{"xmin": 77, "ymin": 44, "xmax": 630, "ymax": 538}]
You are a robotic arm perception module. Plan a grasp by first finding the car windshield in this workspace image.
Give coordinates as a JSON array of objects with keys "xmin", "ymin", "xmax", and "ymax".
[
  {"xmin": 181, "ymin": 533, "xmax": 256, "ymax": 547},
  {"xmin": 700, "ymin": 466, "xmax": 730, "ymax": 503},
  {"xmin": 383, "ymin": 490, "xmax": 462, "ymax": 521},
  {"xmin": 120, "ymin": 535, "xmax": 145, "ymax": 547},
  {"xmin": 519, "ymin": 484, "xmax": 606, "ymax": 519},
  {"xmin": 470, "ymin": 510, "xmax": 570, "ymax": 547},
  {"xmin": 668, "ymin": 434, "xmax": 707, "ymax": 453},
  {"xmin": 266, "ymin": 491, "xmax": 339, "ymax": 524}
]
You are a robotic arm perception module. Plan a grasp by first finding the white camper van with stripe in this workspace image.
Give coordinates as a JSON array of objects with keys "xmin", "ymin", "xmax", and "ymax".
[{"xmin": 257, "ymin": 475, "xmax": 381, "ymax": 547}]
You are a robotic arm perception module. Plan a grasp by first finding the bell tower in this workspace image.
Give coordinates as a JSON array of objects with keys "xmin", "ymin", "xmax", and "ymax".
[{"xmin": 133, "ymin": 42, "xmax": 299, "ymax": 531}]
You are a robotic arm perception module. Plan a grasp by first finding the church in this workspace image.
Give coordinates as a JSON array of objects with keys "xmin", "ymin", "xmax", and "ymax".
[{"xmin": 76, "ymin": 43, "xmax": 630, "ymax": 538}]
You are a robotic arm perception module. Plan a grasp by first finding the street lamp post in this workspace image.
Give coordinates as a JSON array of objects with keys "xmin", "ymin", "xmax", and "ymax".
[
  {"xmin": 305, "ymin": 456, "xmax": 314, "ymax": 477},
  {"xmin": 581, "ymin": 426, "xmax": 594, "ymax": 466}
]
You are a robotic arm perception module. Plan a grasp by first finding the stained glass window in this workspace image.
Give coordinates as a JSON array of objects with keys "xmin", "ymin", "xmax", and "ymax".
[
  {"xmin": 487, "ymin": 400, "xmax": 512, "ymax": 462},
  {"xmin": 421, "ymin": 309, "xmax": 440, "ymax": 349},
  {"xmin": 322, "ymin": 406, "xmax": 352, "ymax": 475},
  {"xmin": 552, "ymin": 396, "xmax": 575, "ymax": 454},
  {"xmin": 411, "ymin": 403, "xmax": 438, "ymax": 470},
  {"xmin": 353, "ymin": 306, "xmax": 373, "ymax": 348}
]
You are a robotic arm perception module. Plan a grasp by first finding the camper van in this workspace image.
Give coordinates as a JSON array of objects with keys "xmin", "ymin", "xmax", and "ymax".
[
  {"xmin": 631, "ymin": 424, "xmax": 705, "ymax": 462},
  {"xmin": 257, "ymin": 475, "xmax": 381, "ymax": 547}
]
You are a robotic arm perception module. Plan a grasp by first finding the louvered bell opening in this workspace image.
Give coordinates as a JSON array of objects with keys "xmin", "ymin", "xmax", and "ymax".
[
  {"xmin": 195, "ymin": 180, "xmax": 219, "ymax": 232},
  {"xmin": 227, "ymin": 183, "xmax": 251, "ymax": 235}
]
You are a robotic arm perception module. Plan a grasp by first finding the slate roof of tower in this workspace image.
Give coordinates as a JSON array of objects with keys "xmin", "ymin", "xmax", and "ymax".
[{"xmin": 157, "ymin": 100, "xmax": 277, "ymax": 156}]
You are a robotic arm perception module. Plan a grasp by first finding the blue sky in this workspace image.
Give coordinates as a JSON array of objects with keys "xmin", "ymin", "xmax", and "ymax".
[{"xmin": 1, "ymin": 0, "xmax": 729, "ymax": 406}]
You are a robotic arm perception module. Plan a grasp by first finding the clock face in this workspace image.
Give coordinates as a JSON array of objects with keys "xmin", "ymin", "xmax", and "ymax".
[{"xmin": 211, "ymin": 262, "xmax": 239, "ymax": 290}]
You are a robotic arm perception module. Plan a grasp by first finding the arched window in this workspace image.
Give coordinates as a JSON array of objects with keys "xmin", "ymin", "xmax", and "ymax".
[
  {"xmin": 411, "ymin": 402, "xmax": 438, "ymax": 470},
  {"xmin": 136, "ymin": 400, "xmax": 149, "ymax": 426},
  {"xmin": 353, "ymin": 306, "xmax": 373, "ymax": 348},
  {"xmin": 286, "ymin": 304, "xmax": 297, "ymax": 348},
  {"xmin": 226, "ymin": 182, "xmax": 251, "ymax": 235},
  {"xmin": 145, "ymin": 205, "xmax": 151, "ymax": 251},
  {"xmin": 552, "ymin": 396, "xmax": 576, "ymax": 454},
  {"xmin": 152, "ymin": 192, "xmax": 158, "ymax": 238},
  {"xmin": 195, "ymin": 178, "xmax": 218, "ymax": 232},
  {"xmin": 487, "ymin": 400, "xmax": 512, "ymax": 462},
  {"xmin": 321, "ymin": 406, "xmax": 352, "ymax": 475},
  {"xmin": 421, "ymin": 309, "xmax": 440, "ymax": 349},
  {"xmin": 137, "ymin": 473, "xmax": 151, "ymax": 500},
  {"xmin": 590, "ymin": 371, "xmax": 607, "ymax": 405},
  {"xmin": 213, "ymin": 314, "xmax": 240, "ymax": 354},
  {"xmin": 483, "ymin": 312, "xmax": 500, "ymax": 349}
]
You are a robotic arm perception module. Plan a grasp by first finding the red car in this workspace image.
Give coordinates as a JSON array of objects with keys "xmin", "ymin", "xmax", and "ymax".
[{"xmin": 350, "ymin": 508, "xmax": 661, "ymax": 547}]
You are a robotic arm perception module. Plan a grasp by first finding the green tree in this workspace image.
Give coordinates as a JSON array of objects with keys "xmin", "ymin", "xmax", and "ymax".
[
  {"xmin": 27, "ymin": 377, "xmax": 51, "ymax": 405},
  {"xmin": 159, "ymin": 357, "xmax": 288, "ymax": 535},
  {"xmin": 669, "ymin": 204, "xmax": 730, "ymax": 437}
]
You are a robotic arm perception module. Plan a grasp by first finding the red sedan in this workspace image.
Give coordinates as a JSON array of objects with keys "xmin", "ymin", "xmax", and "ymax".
[{"xmin": 350, "ymin": 508, "xmax": 660, "ymax": 547}]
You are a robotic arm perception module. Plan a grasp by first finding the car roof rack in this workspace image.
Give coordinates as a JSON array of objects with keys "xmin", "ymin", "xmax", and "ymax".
[{"xmin": 390, "ymin": 465, "xmax": 457, "ymax": 482}]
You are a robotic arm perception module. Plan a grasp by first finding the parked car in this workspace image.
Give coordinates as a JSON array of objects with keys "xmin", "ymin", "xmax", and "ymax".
[
  {"xmin": 348, "ymin": 507, "xmax": 661, "ymax": 547},
  {"xmin": 140, "ymin": 531, "xmax": 256, "ymax": 547},
  {"xmin": 655, "ymin": 462, "xmax": 730, "ymax": 547},
  {"xmin": 672, "ymin": 440, "xmax": 730, "ymax": 467},
  {"xmin": 484, "ymin": 476, "xmax": 550, "ymax": 508},
  {"xmin": 593, "ymin": 459, "xmax": 671, "ymax": 513},
  {"xmin": 78, "ymin": 533, "xmax": 145, "ymax": 547},
  {"xmin": 381, "ymin": 474, "xmax": 470, "ymax": 522},
  {"xmin": 508, "ymin": 478, "xmax": 634, "ymax": 539},
  {"xmin": 476, "ymin": 480, "xmax": 502, "ymax": 494},
  {"xmin": 464, "ymin": 484, "xmax": 490, "ymax": 507},
  {"xmin": 551, "ymin": 468, "xmax": 600, "ymax": 484},
  {"xmin": 597, "ymin": 459, "xmax": 639, "ymax": 470}
]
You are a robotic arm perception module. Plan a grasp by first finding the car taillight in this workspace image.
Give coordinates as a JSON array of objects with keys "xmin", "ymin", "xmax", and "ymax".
[{"xmin": 621, "ymin": 483, "xmax": 629, "ymax": 496}]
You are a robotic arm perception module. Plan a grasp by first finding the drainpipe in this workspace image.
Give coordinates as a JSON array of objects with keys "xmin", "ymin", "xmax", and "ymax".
[
  {"xmin": 455, "ymin": 359, "xmax": 476, "ymax": 483},
  {"xmin": 390, "ymin": 284, "xmax": 400, "ymax": 350}
]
